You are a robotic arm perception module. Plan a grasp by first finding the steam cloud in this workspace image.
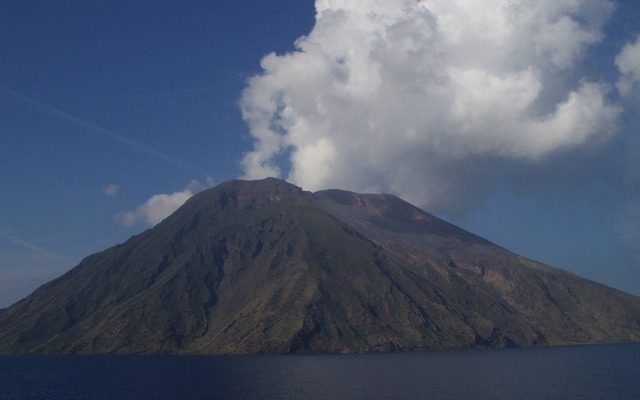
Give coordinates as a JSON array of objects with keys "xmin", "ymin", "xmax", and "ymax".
[
  {"xmin": 103, "ymin": 184, "xmax": 120, "ymax": 198},
  {"xmin": 616, "ymin": 35, "xmax": 640, "ymax": 97},
  {"xmin": 240, "ymin": 0, "xmax": 629, "ymax": 210},
  {"xmin": 117, "ymin": 179, "xmax": 213, "ymax": 227}
]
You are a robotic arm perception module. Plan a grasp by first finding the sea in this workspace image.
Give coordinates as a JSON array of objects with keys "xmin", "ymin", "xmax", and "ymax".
[{"xmin": 1, "ymin": 343, "xmax": 638, "ymax": 399}]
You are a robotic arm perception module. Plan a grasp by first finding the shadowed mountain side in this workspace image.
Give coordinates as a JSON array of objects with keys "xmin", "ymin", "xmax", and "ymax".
[{"xmin": 0, "ymin": 178, "xmax": 639, "ymax": 354}]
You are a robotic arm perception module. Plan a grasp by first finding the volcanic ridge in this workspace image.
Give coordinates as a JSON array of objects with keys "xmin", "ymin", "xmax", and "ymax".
[{"xmin": 0, "ymin": 178, "xmax": 639, "ymax": 354}]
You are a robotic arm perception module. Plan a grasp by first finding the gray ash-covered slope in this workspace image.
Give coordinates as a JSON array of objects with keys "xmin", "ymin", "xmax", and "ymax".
[{"xmin": 1, "ymin": 178, "xmax": 639, "ymax": 354}]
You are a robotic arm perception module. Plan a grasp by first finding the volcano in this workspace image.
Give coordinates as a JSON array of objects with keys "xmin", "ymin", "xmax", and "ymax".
[{"xmin": 0, "ymin": 178, "xmax": 639, "ymax": 354}]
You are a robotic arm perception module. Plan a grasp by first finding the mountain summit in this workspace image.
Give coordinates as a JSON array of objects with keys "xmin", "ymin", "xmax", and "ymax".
[{"xmin": 1, "ymin": 178, "xmax": 639, "ymax": 354}]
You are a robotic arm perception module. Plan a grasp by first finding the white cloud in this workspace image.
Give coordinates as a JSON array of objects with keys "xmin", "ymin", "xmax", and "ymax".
[
  {"xmin": 117, "ymin": 190, "xmax": 192, "ymax": 227},
  {"xmin": 616, "ymin": 35, "xmax": 640, "ymax": 97},
  {"xmin": 240, "ymin": 0, "xmax": 622, "ymax": 210},
  {"xmin": 117, "ymin": 179, "xmax": 214, "ymax": 227},
  {"xmin": 102, "ymin": 184, "xmax": 120, "ymax": 197}
]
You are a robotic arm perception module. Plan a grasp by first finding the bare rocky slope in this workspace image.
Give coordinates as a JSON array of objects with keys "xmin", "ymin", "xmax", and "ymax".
[{"xmin": 0, "ymin": 178, "xmax": 639, "ymax": 354}]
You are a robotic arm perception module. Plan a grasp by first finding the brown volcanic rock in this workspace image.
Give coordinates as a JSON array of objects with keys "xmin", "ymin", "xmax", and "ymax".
[{"xmin": 0, "ymin": 178, "xmax": 639, "ymax": 354}]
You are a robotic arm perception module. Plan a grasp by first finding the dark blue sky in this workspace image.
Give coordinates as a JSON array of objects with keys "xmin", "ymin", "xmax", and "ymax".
[
  {"xmin": 1, "ymin": 0, "xmax": 639, "ymax": 307},
  {"xmin": 0, "ymin": 0, "xmax": 314, "ymax": 306}
]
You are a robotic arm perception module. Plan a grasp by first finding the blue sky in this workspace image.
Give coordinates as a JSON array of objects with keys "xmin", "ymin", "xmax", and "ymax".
[{"xmin": 1, "ymin": 0, "xmax": 639, "ymax": 307}]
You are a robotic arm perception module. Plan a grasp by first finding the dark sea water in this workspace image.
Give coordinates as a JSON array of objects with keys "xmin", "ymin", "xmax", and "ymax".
[{"xmin": 1, "ymin": 344, "xmax": 638, "ymax": 400}]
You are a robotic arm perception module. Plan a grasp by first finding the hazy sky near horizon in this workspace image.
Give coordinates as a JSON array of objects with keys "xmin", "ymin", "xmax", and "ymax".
[{"xmin": 1, "ymin": 0, "xmax": 639, "ymax": 307}]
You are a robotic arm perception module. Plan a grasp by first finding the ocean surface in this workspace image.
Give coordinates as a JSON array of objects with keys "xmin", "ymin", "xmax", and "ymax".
[{"xmin": 1, "ymin": 343, "xmax": 638, "ymax": 400}]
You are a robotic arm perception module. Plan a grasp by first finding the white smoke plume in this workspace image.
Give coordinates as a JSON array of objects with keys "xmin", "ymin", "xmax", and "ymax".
[
  {"xmin": 616, "ymin": 35, "xmax": 640, "ymax": 97},
  {"xmin": 241, "ymin": 0, "xmax": 624, "ymax": 210},
  {"xmin": 102, "ymin": 184, "xmax": 120, "ymax": 198},
  {"xmin": 117, "ymin": 179, "xmax": 214, "ymax": 227}
]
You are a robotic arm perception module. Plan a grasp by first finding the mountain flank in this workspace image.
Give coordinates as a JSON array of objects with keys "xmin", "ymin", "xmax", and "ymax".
[{"xmin": 0, "ymin": 178, "xmax": 639, "ymax": 354}]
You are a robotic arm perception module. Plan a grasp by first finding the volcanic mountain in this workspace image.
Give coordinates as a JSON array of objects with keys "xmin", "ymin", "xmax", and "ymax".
[{"xmin": 1, "ymin": 178, "xmax": 639, "ymax": 354}]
